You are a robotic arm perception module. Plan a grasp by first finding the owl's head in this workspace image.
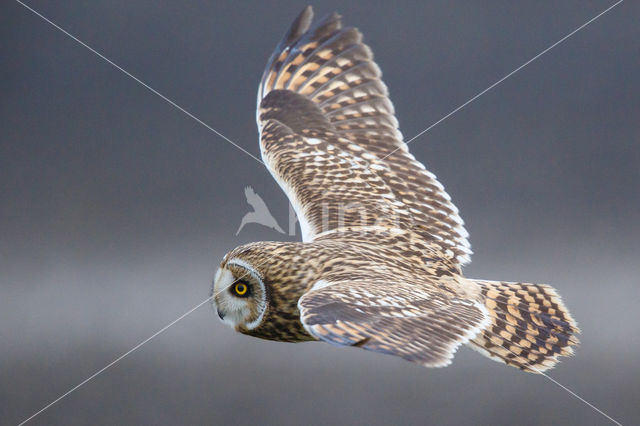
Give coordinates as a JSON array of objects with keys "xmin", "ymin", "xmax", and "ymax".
[
  {"xmin": 212, "ymin": 255, "xmax": 268, "ymax": 332},
  {"xmin": 211, "ymin": 241, "xmax": 315, "ymax": 341}
]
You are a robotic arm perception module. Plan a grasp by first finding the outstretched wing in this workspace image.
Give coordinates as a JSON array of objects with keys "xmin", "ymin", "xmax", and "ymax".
[
  {"xmin": 298, "ymin": 276, "xmax": 490, "ymax": 368},
  {"xmin": 257, "ymin": 7, "xmax": 471, "ymax": 265},
  {"xmin": 295, "ymin": 229, "xmax": 488, "ymax": 367}
]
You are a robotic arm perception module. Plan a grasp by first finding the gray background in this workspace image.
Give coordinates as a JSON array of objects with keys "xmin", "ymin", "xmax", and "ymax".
[{"xmin": 2, "ymin": 1, "xmax": 639, "ymax": 424}]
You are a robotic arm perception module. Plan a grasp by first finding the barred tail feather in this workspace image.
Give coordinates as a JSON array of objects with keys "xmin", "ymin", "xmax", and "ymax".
[{"xmin": 468, "ymin": 280, "xmax": 579, "ymax": 373}]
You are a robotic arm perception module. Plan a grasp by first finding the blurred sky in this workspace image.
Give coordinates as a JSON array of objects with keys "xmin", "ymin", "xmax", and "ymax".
[{"xmin": 1, "ymin": 1, "xmax": 639, "ymax": 425}]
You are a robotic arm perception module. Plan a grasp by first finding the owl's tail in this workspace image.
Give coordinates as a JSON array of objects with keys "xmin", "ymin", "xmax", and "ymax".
[{"xmin": 468, "ymin": 279, "xmax": 579, "ymax": 372}]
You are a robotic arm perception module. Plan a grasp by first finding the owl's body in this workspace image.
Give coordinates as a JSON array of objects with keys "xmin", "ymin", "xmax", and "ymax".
[
  {"xmin": 213, "ymin": 6, "xmax": 579, "ymax": 372},
  {"xmin": 219, "ymin": 231, "xmax": 469, "ymax": 342}
]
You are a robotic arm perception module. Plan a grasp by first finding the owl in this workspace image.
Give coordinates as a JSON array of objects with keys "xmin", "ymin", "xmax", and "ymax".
[{"xmin": 212, "ymin": 6, "xmax": 579, "ymax": 372}]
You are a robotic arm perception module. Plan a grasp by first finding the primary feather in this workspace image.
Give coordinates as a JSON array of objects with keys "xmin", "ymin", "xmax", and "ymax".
[{"xmin": 257, "ymin": 6, "xmax": 471, "ymax": 264}]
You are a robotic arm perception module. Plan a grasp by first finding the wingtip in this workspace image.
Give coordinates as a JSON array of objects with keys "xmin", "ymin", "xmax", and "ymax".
[
  {"xmin": 283, "ymin": 7, "xmax": 347, "ymax": 49},
  {"xmin": 301, "ymin": 5, "xmax": 314, "ymax": 20},
  {"xmin": 312, "ymin": 10, "xmax": 343, "ymax": 36},
  {"xmin": 285, "ymin": 5, "xmax": 314, "ymax": 43}
]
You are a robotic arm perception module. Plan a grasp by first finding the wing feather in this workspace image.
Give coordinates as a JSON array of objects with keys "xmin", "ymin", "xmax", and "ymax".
[
  {"xmin": 257, "ymin": 7, "xmax": 471, "ymax": 265},
  {"xmin": 298, "ymin": 279, "xmax": 490, "ymax": 367}
]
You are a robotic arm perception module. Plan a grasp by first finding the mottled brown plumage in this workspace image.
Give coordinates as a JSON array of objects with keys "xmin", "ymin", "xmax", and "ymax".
[{"xmin": 212, "ymin": 6, "xmax": 579, "ymax": 372}]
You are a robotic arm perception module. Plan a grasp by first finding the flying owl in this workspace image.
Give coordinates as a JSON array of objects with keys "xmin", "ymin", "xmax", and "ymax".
[{"xmin": 212, "ymin": 6, "xmax": 579, "ymax": 372}]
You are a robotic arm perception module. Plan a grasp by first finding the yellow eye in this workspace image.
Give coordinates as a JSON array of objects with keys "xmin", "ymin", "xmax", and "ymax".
[{"xmin": 233, "ymin": 282, "xmax": 249, "ymax": 297}]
